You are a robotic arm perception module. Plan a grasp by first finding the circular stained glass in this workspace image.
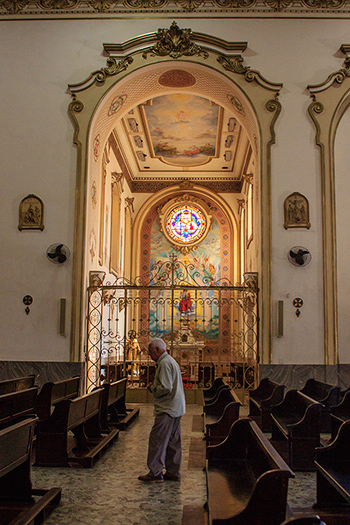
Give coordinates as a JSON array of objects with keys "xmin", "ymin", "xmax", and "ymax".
[{"xmin": 165, "ymin": 204, "xmax": 207, "ymax": 244}]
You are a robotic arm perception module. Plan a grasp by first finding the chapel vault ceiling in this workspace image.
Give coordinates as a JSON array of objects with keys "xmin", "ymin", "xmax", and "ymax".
[{"xmin": 111, "ymin": 90, "xmax": 252, "ymax": 193}]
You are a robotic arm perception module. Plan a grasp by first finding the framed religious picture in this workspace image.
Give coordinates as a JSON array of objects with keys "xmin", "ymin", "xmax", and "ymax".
[
  {"xmin": 284, "ymin": 192, "xmax": 310, "ymax": 230},
  {"xmin": 18, "ymin": 194, "xmax": 44, "ymax": 231}
]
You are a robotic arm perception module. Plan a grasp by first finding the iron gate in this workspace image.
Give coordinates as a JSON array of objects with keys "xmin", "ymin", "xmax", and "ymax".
[{"xmin": 86, "ymin": 260, "xmax": 259, "ymax": 397}]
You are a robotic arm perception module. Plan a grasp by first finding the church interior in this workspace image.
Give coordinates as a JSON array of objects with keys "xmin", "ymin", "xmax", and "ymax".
[{"xmin": 1, "ymin": 6, "xmax": 350, "ymax": 525}]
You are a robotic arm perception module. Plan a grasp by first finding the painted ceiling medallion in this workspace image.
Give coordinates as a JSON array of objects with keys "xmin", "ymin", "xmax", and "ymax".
[
  {"xmin": 158, "ymin": 70, "xmax": 196, "ymax": 88},
  {"xmin": 108, "ymin": 94, "xmax": 127, "ymax": 116},
  {"xmin": 227, "ymin": 94, "xmax": 246, "ymax": 116},
  {"xmin": 158, "ymin": 195, "xmax": 213, "ymax": 254}
]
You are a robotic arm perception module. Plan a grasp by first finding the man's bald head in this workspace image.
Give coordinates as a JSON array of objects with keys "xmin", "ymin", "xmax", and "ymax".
[{"xmin": 148, "ymin": 338, "xmax": 167, "ymax": 361}]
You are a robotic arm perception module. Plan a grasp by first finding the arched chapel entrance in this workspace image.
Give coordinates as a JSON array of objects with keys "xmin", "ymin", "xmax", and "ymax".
[{"xmin": 68, "ymin": 22, "xmax": 282, "ymax": 396}]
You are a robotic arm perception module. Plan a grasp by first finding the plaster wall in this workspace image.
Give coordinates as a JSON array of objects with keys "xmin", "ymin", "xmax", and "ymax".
[{"xmin": 0, "ymin": 18, "xmax": 348, "ymax": 364}]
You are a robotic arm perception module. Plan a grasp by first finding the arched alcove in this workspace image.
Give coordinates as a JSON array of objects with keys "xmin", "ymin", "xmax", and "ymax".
[
  {"xmin": 68, "ymin": 22, "xmax": 282, "ymax": 378},
  {"xmin": 308, "ymin": 46, "xmax": 350, "ymax": 365}
]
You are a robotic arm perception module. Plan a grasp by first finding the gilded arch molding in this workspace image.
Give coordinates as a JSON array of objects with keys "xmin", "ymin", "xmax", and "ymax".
[
  {"xmin": 308, "ymin": 45, "xmax": 350, "ymax": 366},
  {"xmin": 68, "ymin": 22, "xmax": 282, "ymax": 363}
]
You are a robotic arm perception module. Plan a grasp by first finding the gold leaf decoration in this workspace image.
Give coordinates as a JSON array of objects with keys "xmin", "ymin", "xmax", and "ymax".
[
  {"xmin": 264, "ymin": 0, "xmax": 292, "ymax": 9},
  {"xmin": 214, "ymin": 0, "xmax": 255, "ymax": 6},
  {"xmin": 303, "ymin": 0, "xmax": 344, "ymax": 7},
  {"xmin": 217, "ymin": 55, "xmax": 248, "ymax": 75},
  {"xmin": 93, "ymin": 56, "xmax": 134, "ymax": 84},
  {"xmin": 142, "ymin": 21, "xmax": 209, "ymax": 60},
  {"xmin": 88, "ymin": 0, "xmax": 114, "ymax": 10},
  {"xmin": 175, "ymin": 0, "xmax": 203, "ymax": 11},
  {"xmin": 38, "ymin": 0, "xmax": 78, "ymax": 8},
  {"xmin": 124, "ymin": 0, "xmax": 167, "ymax": 8},
  {"xmin": 0, "ymin": 0, "xmax": 28, "ymax": 12}
]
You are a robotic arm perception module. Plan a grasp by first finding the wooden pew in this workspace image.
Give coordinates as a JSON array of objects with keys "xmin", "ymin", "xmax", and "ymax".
[
  {"xmin": 205, "ymin": 418, "xmax": 294, "ymax": 525},
  {"xmin": 0, "ymin": 417, "xmax": 61, "ymax": 525},
  {"xmin": 270, "ymin": 390, "xmax": 323, "ymax": 471},
  {"xmin": 202, "ymin": 377, "xmax": 226, "ymax": 404},
  {"xmin": 249, "ymin": 377, "xmax": 286, "ymax": 431},
  {"xmin": 0, "ymin": 387, "xmax": 39, "ymax": 430},
  {"xmin": 300, "ymin": 378, "xmax": 340, "ymax": 433},
  {"xmin": 330, "ymin": 390, "xmax": 350, "ymax": 441},
  {"xmin": 205, "ymin": 392, "xmax": 241, "ymax": 450},
  {"xmin": 203, "ymin": 387, "xmax": 240, "ymax": 433},
  {"xmin": 100, "ymin": 377, "xmax": 139, "ymax": 431},
  {"xmin": 35, "ymin": 376, "xmax": 80, "ymax": 420},
  {"xmin": 205, "ymin": 401, "xmax": 241, "ymax": 451},
  {"xmin": 314, "ymin": 419, "xmax": 350, "ymax": 511},
  {"xmin": 0, "ymin": 375, "xmax": 36, "ymax": 395},
  {"xmin": 35, "ymin": 388, "xmax": 119, "ymax": 467}
]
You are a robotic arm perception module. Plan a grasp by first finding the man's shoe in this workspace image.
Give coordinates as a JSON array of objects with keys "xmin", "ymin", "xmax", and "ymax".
[
  {"xmin": 163, "ymin": 472, "xmax": 181, "ymax": 481},
  {"xmin": 138, "ymin": 472, "xmax": 164, "ymax": 483}
]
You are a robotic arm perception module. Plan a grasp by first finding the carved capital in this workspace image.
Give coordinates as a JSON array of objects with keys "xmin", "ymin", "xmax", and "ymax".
[
  {"xmin": 237, "ymin": 199, "xmax": 245, "ymax": 209},
  {"xmin": 243, "ymin": 173, "xmax": 254, "ymax": 185},
  {"xmin": 125, "ymin": 197, "xmax": 135, "ymax": 213},
  {"xmin": 243, "ymin": 272, "xmax": 258, "ymax": 290},
  {"xmin": 111, "ymin": 172, "xmax": 124, "ymax": 193},
  {"xmin": 89, "ymin": 270, "xmax": 105, "ymax": 288}
]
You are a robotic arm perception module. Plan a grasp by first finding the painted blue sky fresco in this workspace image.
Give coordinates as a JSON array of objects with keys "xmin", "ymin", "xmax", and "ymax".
[{"xmin": 144, "ymin": 94, "xmax": 219, "ymax": 166}]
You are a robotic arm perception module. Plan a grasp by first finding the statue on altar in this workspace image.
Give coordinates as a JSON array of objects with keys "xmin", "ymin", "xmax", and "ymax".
[{"xmin": 179, "ymin": 290, "xmax": 191, "ymax": 314}]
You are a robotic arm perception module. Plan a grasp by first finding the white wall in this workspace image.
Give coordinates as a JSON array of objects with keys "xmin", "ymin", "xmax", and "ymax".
[{"xmin": 0, "ymin": 18, "xmax": 349, "ymax": 363}]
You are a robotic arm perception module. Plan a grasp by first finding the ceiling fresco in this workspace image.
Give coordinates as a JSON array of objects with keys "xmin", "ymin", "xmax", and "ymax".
[
  {"xmin": 112, "ymin": 87, "xmax": 252, "ymax": 192},
  {"xmin": 143, "ymin": 94, "xmax": 220, "ymax": 167}
]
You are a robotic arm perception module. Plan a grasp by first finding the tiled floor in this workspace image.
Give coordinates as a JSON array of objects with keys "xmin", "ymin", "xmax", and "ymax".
[
  {"xmin": 31, "ymin": 403, "xmax": 317, "ymax": 525},
  {"xmin": 31, "ymin": 404, "xmax": 207, "ymax": 525}
]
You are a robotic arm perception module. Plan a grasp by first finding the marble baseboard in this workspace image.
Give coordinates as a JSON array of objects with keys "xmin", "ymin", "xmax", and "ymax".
[
  {"xmin": 0, "ymin": 361, "xmax": 85, "ymax": 389},
  {"xmin": 260, "ymin": 364, "xmax": 350, "ymax": 391}
]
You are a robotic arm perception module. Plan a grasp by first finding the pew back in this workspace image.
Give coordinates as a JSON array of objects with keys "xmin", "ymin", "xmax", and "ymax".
[
  {"xmin": 0, "ymin": 387, "xmax": 38, "ymax": 430},
  {"xmin": 100, "ymin": 377, "xmax": 127, "ymax": 430},
  {"xmin": 35, "ymin": 376, "xmax": 80, "ymax": 420},
  {"xmin": 203, "ymin": 377, "xmax": 225, "ymax": 402},
  {"xmin": 330, "ymin": 390, "xmax": 350, "ymax": 440},
  {"xmin": 0, "ymin": 375, "xmax": 36, "ymax": 396},
  {"xmin": 206, "ymin": 418, "xmax": 294, "ymax": 525},
  {"xmin": 271, "ymin": 390, "xmax": 322, "ymax": 470},
  {"xmin": 0, "ymin": 417, "xmax": 37, "ymax": 502},
  {"xmin": 301, "ymin": 378, "xmax": 340, "ymax": 407},
  {"xmin": 67, "ymin": 389, "xmax": 102, "ymax": 430},
  {"xmin": 249, "ymin": 377, "xmax": 286, "ymax": 431},
  {"xmin": 315, "ymin": 419, "xmax": 350, "ymax": 508}
]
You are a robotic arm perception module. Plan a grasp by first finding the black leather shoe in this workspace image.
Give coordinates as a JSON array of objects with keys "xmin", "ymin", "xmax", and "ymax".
[
  {"xmin": 163, "ymin": 472, "xmax": 181, "ymax": 481},
  {"xmin": 138, "ymin": 472, "xmax": 164, "ymax": 483}
]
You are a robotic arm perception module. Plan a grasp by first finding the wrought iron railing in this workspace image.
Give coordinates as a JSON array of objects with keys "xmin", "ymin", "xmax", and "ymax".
[{"xmin": 86, "ymin": 259, "xmax": 258, "ymax": 395}]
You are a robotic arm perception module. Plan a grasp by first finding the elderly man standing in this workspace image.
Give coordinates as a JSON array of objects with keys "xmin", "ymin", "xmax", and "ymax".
[{"xmin": 138, "ymin": 338, "xmax": 186, "ymax": 483}]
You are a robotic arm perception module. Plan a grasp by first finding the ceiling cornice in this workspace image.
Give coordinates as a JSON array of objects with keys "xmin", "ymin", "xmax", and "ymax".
[{"xmin": 2, "ymin": 0, "xmax": 350, "ymax": 18}]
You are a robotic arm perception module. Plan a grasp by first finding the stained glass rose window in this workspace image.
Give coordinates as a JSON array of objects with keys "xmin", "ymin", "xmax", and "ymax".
[{"xmin": 165, "ymin": 204, "xmax": 207, "ymax": 244}]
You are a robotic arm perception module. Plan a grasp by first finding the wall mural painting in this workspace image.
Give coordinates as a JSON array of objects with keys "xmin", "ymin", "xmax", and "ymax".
[
  {"xmin": 149, "ymin": 217, "xmax": 221, "ymax": 342},
  {"xmin": 144, "ymin": 94, "xmax": 220, "ymax": 167}
]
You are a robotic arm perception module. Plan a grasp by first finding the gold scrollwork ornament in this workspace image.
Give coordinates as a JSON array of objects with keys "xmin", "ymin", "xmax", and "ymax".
[
  {"xmin": 38, "ymin": 0, "xmax": 78, "ymax": 8},
  {"xmin": 0, "ymin": 0, "xmax": 28, "ymax": 12},
  {"xmin": 142, "ymin": 21, "xmax": 209, "ymax": 60},
  {"xmin": 124, "ymin": 0, "xmax": 167, "ymax": 7}
]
